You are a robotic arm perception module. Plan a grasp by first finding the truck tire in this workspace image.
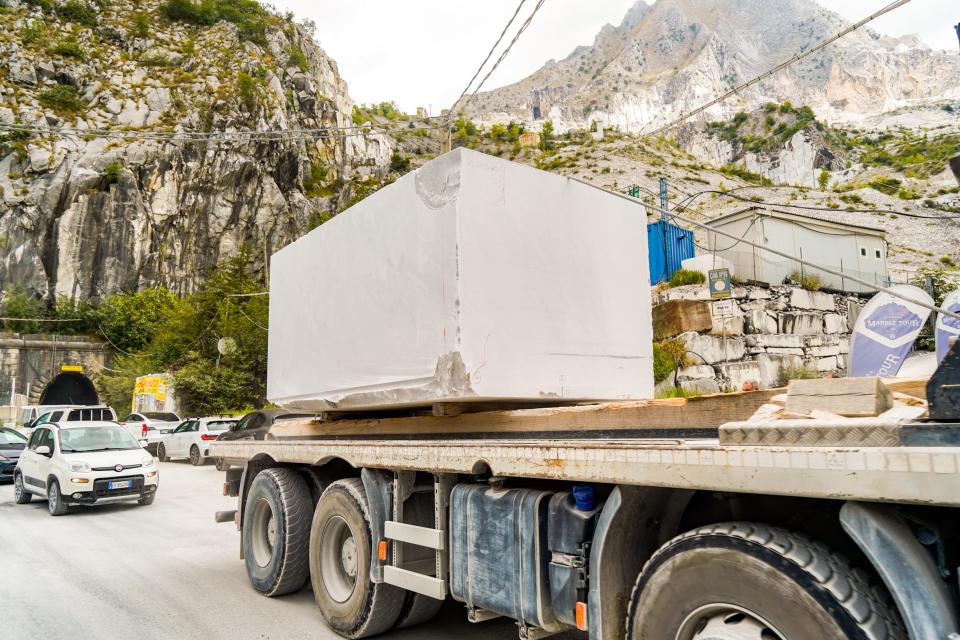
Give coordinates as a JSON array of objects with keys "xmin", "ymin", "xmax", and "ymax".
[
  {"xmin": 394, "ymin": 592, "xmax": 444, "ymax": 629},
  {"xmin": 309, "ymin": 478, "xmax": 405, "ymax": 638},
  {"xmin": 242, "ymin": 468, "xmax": 312, "ymax": 596},
  {"xmin": 626, "ymin": 522, "xmax": 906, "ymax": 640}
]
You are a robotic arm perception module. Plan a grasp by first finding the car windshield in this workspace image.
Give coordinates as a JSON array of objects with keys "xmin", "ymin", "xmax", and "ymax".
[
  {"xmin": 60, "ymin": 427, "xmax": 141, "ymax": 453},
  {"xmin": 144, "ymin": 412, "xmax": 180, "ymax": 421},
  {"xmin": 206, "ymin": 420, "xmax": 237, "ymax": 431},
  {"xmin": 0, "ymin": 428, "xmax": 27, "ymax": 445}
]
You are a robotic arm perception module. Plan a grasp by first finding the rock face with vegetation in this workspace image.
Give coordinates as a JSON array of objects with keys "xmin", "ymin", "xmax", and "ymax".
[
  {"xmin": 0, "ymin": 0, "xmax": 391, "ymax": 303},
  {"xmin": 467, "ymin": 0, "xmax": 960, "ymax": 132}
]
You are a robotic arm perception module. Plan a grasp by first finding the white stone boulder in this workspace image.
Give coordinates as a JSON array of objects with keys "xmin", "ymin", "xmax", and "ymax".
[{"xmin": 268, "ymin": 149, "xmax": 655, "ymax": 411}]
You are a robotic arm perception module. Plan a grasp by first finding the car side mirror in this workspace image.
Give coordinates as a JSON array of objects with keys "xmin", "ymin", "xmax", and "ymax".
[{"xmin": 35, "ymin": 445, "xmax": 51, "ymax": 456}]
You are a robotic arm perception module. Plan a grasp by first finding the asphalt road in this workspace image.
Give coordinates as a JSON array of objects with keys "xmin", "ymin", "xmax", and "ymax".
[{"xmin": 0, "ymin": 460, "xmax": 584, "ymax": 640}]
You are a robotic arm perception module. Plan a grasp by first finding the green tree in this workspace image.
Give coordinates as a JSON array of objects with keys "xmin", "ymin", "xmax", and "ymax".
[
  {"xmin": 1, "ymin": 287, "xmax": 45, "ymax": 333},
  {"xmin": 540, "ymin": 120, "xmax": 555, "ymax": 151},
  {"xmin": 95, "ymin": 287, "xmax": 180, "ymax": 353}
]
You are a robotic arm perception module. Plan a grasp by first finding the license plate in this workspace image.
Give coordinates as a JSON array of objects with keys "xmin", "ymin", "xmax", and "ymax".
[{"xmin": 108, "ymin": 480, "xmax": 131, "ymax": 490}]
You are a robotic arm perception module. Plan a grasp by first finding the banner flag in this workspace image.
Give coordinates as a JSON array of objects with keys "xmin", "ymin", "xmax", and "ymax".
[
  {"xmin": 849, "ymin": 284, "xmax": 933, "ymax": 377},
  {"xmin": 935, "ymin": 289, "xmax": 960, "ymax": 362}
]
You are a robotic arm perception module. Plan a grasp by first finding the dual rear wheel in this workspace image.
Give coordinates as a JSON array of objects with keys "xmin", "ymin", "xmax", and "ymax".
[{"xmin": 242, "ymin": 471, "xmax": 440, "ymax": 638}]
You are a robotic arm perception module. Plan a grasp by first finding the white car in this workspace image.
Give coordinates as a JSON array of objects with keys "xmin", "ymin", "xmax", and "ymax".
[
  {"xmin": 13, "ymin": 421, "xmax": 158, "ymax": 516},
  {"xmin": 120, "ymin": 411, "xmax": 181, "ymax": 453},
  {"xmin": 19, "ymin": 405, "xmax": 117, "ymax": 439},
  {"xmin": 157, "ymin": 417, "xmax": 238, "ymax": 466}
]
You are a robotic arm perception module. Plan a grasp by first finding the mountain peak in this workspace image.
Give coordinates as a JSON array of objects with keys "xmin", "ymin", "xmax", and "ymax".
[{"xmin": 467, "ymin": 0, "xmax": 960, "ymax": 131}]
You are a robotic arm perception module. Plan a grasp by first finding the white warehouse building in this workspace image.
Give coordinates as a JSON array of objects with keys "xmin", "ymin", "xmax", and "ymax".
[{"xmin": 700, "ymin": 207, "xmax": 888, "ymax": 293}]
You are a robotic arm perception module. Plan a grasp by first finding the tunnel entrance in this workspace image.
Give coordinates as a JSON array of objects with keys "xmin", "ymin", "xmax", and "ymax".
[{"xmin": 39, "ymin": 372, "xmax": 99, "ymax": 405}]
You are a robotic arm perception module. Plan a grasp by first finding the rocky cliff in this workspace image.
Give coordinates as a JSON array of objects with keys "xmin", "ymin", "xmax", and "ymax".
[
  {"xmin": 467, "ymin": 0, "xmax": 960, "ymax": 132},
  {"xmin": 0, "ymin": 0, "xmax": 392, "ymax": 302}
]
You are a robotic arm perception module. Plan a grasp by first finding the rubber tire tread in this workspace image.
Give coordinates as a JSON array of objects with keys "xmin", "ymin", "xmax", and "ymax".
[
  {"xmin": 310, "ymin": 478, "xmax": 405, "ymax": 639},
  {"xmin": 625, "ymin": 521, "xmax": 906, "ymax": 640},
  {"xmin": 13, "ymin": 472, "xmax": 32, "ymax": 503},
  {"xmin": 394, "ymin": 591, "xmax": 444, "ymax": 629},
  {"xmin": 47, "ymin": 478, "xmax": 68, "ymax": 516},
  {"xmin": 138, "ymin": 492, "xmax": 156, "ymax": 506},
  {"xmin": 243, "ymin": 468, "xmax": 312, "ymax": 596},
  {"xmin": 157, "ymin": 443, "xmax": 168, "ymax": 462}
]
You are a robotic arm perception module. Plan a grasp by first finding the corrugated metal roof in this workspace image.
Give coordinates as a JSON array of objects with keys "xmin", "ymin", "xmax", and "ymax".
[{"xmin": 706, "ymin": 206, "xmax": 886, "ymax": 236}]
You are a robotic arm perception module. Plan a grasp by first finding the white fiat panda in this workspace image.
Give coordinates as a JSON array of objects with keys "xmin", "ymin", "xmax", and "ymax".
[{"xmin": 13, "ymin": 421, "xmax": 159, "ymax": 515}]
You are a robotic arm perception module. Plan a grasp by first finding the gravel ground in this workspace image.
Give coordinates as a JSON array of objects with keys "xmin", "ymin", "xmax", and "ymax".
[{"xmin": 0, "ymin": 461, "xmax": 583, "ymax": 640}]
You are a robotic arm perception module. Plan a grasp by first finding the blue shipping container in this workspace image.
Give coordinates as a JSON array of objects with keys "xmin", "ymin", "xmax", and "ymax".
[{"xmin": 647, "ymin": 221, "xmax": 695, "ymax": 284}]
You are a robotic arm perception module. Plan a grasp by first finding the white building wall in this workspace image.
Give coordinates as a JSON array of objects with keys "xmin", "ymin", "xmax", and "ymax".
[{"xmin": 707, "ymin": 214, "xmax": 887, "ymax": 293}]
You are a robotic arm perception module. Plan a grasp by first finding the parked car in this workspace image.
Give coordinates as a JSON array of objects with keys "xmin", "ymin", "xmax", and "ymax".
[
  {"xmin": 17, "ymin": 404, "xmax": 75, "ymax": 433},
  {"xmin": 20, "ymin": 406, "xmax": 117, "ymax": 439},
  {"xmin": 157, "ymin": 417, "xmax": 238, "ymax": 466},
  {"xmin": 213, "ymin": 409, "xmax": 312, "ymax": 470},
  {"xmin": 120, "ymin": 411, "xmax": 181, "ymax": 454},
  {"xmin": 13, "ymin": 422, "xmax": 158, "ymax": 515},
  {"xmin": 0, "ymin": 427, "xmax": 28, "ymax": 482}
]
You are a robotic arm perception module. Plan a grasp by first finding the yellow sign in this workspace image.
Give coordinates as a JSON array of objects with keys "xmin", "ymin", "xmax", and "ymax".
[
  {"xmin": 60, "ymin": 365, "xmax": 83, "ymax": 372},
  {"xmin": 133, "ymin": 375, "xmax": 168, "ymax": 402}
]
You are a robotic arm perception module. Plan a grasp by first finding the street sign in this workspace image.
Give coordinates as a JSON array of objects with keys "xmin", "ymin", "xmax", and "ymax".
[
  {"xmin": 713, "ymin": 298, "xmax": 736, "ymax": 317},
  {"xmin": 60, "ymin": 364, "xmax": 82, "ymax": 372},
  {"xmin": 709, "ymin": 268, "xmax": 732, "ymax": 299}
]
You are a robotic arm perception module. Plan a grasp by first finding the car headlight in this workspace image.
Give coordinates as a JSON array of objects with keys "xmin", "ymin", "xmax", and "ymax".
[
  {"xmin": 70, "ymin": 461, "xmax": 91, "ymax": 472},
  {"xmin": 141, "ymin": 454, "xmax": 155, "ymax": 466}
]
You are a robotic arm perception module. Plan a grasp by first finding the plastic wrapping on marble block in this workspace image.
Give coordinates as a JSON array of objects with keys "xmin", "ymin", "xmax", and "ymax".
[{"xmin": 267, "ymin": 148, "xmax": 654, "ymax": 411}]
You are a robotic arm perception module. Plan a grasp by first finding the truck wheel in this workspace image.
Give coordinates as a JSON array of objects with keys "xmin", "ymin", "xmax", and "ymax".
[
  {"xmin": 626, "ymin": 522, "xmax": 905, "ymax": 640},
  {"xmin": 13, "ymin": 472, "xmax": 32, "ymax": 504},
  {"xmin": 395, "ymin": 592, "xmax": 444, "ymax": 629},
  {"xmin": 309, "ymin": 478, "xmax": 405, "ymax": 638},
  {"xmin": 242, "ymin": 468, "xmax": 312, "ymax": 596}
]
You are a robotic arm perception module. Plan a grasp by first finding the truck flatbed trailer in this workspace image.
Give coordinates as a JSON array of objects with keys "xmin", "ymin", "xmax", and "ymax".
[{"xmin": 212, "ymin": 380, "xmax": 960, "ymax": 640}]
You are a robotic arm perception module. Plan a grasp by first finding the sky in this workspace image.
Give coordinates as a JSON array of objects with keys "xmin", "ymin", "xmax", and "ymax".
[{"xmin": 271, "ymin": 0, "xmax": 960, "ymax": 113}]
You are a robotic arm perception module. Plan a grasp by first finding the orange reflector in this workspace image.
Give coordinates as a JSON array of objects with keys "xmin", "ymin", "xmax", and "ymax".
[
  {"xmin": 378, "ymin": 540, "xmax": 388, "ymax": 562},
  {"xmin": 575, "ymin": 602, "xmax": 588, "ymax": 631},
  {"xmin": 223, "ymin": 483, "xmax": 229, "ymax": 496}
]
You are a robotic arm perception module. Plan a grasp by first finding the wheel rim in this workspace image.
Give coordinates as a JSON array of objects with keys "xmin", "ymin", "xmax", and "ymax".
[
  {"xmin": 48, "ymin": 483, "xmax": 58, "ymax": 512},
  {"xmin": 679, "ymin": 604, "xmax": 786, "ymax": 640},
  {"xmin": 190, "ymin": 447, "xmax": 199, "ymax": 464},
  {"xmin": 158, "ymin": 444, "xmax": 165, "ymax": 460},
  {"xmin": 319, "ymin": 515, "xmax": 358, "ymax": 603},
  {"xmin": 250, "ymin": 498, "xmax": 276, "ymax": 568},
  {"xmin": 14, "ymin": 474, "xmax": 23, "ymax": 500}
]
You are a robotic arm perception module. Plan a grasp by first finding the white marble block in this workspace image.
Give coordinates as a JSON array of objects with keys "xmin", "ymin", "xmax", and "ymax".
[{"xmin": 267, "ymin": 149, "xmax": 654, "ymax": 411}]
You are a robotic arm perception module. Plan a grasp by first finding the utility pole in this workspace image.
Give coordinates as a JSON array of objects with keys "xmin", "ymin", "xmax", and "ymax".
[
  {"xmin": 439, "ymin": 110, "xmax": 452, "ymax": 155},
  {"xmin": 659, "ymin": 176, "xmax": 668, "ymax": 225}
]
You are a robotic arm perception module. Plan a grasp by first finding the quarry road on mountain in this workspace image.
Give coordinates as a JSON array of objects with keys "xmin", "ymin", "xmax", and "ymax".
[{"xmin": 0, "ymin": 461, "xmax": 581, "ymax": 640}]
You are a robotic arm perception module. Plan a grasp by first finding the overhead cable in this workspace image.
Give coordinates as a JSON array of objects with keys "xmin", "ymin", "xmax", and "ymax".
[
  {"xmin": 448, "ymin": 0, "xmax": 549, "ymax": 120},
  {"xmin": 566, "ymin": 174, "xmax": 960, "ymax": 322},
  {"xmin": 646, "ymin": 0, "xmax": 916, "ymax": 136},
  {"xmin": 447, "ymin": 0, "xmax": 530, "ymax": 118}
]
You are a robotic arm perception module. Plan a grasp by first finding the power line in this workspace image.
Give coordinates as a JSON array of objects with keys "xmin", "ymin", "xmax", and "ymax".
[
  {"xmin": 448, "ymin": 0, "xmax": 549, "ymax": 121},
  {"xmin": 0, "ymin": 117, "xmax": 445, "ymax": 143},
  {"xmin": 447, "ymin": 0, "xmax": 530, "ymax": 118},
  {"xmin": 675, "ymin": 188, "xmax": 960, "ymax": 220},
  {"xmin": 566, "ymin": 174, "xmax": 960, "ymax": 322},
  {"xmin": 646, "ymin": 0, "xmax": 916, "ymax": 136}
]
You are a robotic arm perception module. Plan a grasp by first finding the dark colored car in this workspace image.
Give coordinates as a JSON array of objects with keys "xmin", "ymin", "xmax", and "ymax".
[
  {"xmin": 0, "ymin": 427, "xmax": 28, "ymax": 482},
  {"xmin": 213, "ymin": 410, "xmax": 311, "ymax": 470}
]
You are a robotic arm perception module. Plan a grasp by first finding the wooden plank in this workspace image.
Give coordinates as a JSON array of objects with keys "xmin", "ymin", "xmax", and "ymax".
[
  {"xmin": 269, "ymin": 389, "xmax": 781, "ymax": 439},
  {"xmin": 882, "ymin": 377, "xmax": 928, "ymax": 400},
  {"xmin": 786, "ymin": 377, "xmax": 893, "ymax": 417}
]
